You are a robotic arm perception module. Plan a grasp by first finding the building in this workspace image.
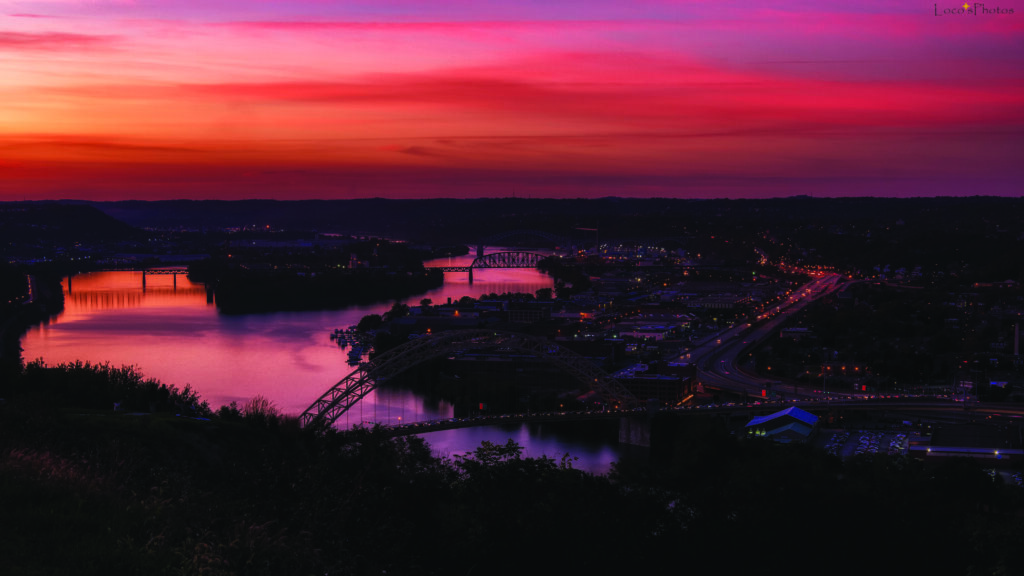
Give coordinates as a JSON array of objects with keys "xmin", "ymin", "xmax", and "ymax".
[{"xmin": 745, "ymin": 406, "xmax": 819, "ymax": 443}]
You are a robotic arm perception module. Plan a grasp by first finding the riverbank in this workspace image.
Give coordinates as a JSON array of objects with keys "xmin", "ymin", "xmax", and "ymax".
[{"xmin": 0, "ymin": 273, "xmax": 64, "ymax": 385}]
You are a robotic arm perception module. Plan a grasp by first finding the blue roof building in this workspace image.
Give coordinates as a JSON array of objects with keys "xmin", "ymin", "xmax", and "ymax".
[{"xmin": 745, "ymin": 406, "xmax": 819, "ymax": 443}]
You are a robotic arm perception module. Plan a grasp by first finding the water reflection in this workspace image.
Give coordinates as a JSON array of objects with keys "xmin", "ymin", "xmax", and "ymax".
[
  {"xmin": 65, "ymin": 271, "xmax": 206, "ymax": 312},
  {"xmin": 24, "ymin": 258, "xmax": 556, "ymax": 417},
  {"xmin": 421, "ymin": 421, "xmax": 625, "ymax": 476},
  {"xmin": 21, "ymin": 252, "xmax": 624, "ymax": 473},
  {"xmin": 419, "ymin": 248, "xmax": 556, "ymax": 304}
]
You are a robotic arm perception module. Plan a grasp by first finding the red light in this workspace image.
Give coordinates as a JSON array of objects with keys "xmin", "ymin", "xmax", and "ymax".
[{"xmin": 762, "ymin": 389, "xmax": 766, "ymax": 397}]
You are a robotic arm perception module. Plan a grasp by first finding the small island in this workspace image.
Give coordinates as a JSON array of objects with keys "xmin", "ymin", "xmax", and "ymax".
[{"xmin": 187, "ymin": 237, "xmax": 446, "ymax": 314}]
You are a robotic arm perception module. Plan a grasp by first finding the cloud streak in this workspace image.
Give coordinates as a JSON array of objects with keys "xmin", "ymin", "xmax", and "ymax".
[{"xmin": 0, "ymin": 30, "xmax": 115, "ymax": 50}]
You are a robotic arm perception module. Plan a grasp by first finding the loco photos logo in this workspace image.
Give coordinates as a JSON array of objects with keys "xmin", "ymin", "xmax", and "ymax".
[{"xmin": 935, "ymin": 2, "xmax": 1015, "ymax": 14}]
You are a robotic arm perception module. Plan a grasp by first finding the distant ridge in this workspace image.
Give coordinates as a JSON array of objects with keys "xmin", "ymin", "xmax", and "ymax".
[
  {"xmin": 62, "ymin": 196, "xmax": 1024, "ymax": 245},
  {"xmin": 0, "ymin": 202, "xmax": 142, "ymax": 245}
]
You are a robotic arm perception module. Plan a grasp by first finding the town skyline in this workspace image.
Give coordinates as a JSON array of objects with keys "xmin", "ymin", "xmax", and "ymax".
[{"xmin": 2, "ymin": 0, "xmax": 1021, "ymax": 201}]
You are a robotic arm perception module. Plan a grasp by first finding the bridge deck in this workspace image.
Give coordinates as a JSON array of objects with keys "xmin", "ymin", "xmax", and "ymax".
[{"xmin": 96, "ymin": 267, "xmax": 187, "ymax": 274}]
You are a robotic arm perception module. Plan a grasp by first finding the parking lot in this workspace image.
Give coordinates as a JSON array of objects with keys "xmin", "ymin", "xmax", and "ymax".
[{"xmin": 819, "ymin": 429, "xmax": 911, "ymax": 459}]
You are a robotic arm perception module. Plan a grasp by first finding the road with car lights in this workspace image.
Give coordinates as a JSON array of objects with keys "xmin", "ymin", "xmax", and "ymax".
[{"xmin": 688, "ymin": 273, "xmax": 843, "ymax": 400}]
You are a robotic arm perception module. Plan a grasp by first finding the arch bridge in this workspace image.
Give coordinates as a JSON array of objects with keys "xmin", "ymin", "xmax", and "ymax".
[{"xmin": 300, "ymin": 329, "xmax": 636, "ymax": 429}]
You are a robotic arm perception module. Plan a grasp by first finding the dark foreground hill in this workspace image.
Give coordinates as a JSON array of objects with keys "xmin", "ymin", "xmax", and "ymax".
[{"xmin": 4, "ymin": 361, "xmax": 1024, "ymax": 576}]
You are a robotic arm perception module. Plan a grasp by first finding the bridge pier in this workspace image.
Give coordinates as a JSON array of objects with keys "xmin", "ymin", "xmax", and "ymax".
[
  {"xmin": 618, "ymin": 415, "xmax": 652, "ymax": 447},
  {"xmin": 618, "ymin": 399, "xmax": 661, "ymax": 447},
  {"xmin": 140, "ymin": 269, "xmax": 180, "ymax": 291},
  {"xmin": 468, "ymin": 267, "xmax": 473, "ymax": 284}
]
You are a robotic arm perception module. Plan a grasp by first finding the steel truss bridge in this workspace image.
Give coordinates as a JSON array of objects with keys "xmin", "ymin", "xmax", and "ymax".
[
  {"xmin": 433, "ymin": 251, "xmax": 547, "ymax": 273},
  {"xmin": 429, "ymin": 251, "xmax": 549, "ymax": 282},
  {"xmin": 300, "ymin": 329, "xmax": 637, "ymax": 429}
]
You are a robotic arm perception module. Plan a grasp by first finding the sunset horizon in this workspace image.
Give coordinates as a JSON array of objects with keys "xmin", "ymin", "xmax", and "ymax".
[{"xmin": 2, "ymin": 0, "xmax": 1021, "ymax": 201}]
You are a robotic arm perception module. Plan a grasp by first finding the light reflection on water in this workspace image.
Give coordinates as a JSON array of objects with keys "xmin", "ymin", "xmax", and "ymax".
[
  {"xmin": 420, "ymin": 422, "xmax": 625, "ymax": 476},
  {"xmin": 21, "ymin": 249, "xmax": 626, "ymax": 473}
]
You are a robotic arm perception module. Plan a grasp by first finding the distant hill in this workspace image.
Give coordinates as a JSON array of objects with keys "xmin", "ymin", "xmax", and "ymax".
[
  {"xmin": 81, "ymin": 196, "xmax": 1024, "ymax": 245},
  {"xmin": 0, "ymin": 202, "xmax": 142, "ymax": 245},
  {"xmin": 67, "ymin": 197, "xmax": 1024, "ymax": 284}
]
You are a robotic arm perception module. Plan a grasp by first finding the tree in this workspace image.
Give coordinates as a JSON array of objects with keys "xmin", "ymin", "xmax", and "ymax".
[
  {"xmin": 419, "ymin": 298, "xmax": 432, "ymax": 308},
  {"xmin": 535, "ymin": 287, "xmax": 553, "ymax": 301},
  {"xmin": 242, "ymin": 394, "xmax": 279, "ymax": 420},
  {"xmin": 382, "ymin": 302, "xmax": 409, "ymax": 321},
  {"xmin": 217, "ymin": 401, "xmax": 242, "ymax": 421},
  {"xmin": 357, "ymin": 313, "xmax": 382, "ymax": 332},
  {"xmin": 472, "ymin": 439, "xmax": 523, "ymax": 465}
]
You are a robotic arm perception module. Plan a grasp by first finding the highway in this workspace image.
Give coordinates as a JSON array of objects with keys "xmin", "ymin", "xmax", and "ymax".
[{"xmin": 685, "ymin": 273, "xmax": 843, "ymax": 400}]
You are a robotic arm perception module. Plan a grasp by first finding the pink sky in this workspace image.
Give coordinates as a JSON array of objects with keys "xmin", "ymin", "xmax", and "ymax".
[{"xmin": 1, "ymin": 1, "xmax": 1021, "ymax": 200}]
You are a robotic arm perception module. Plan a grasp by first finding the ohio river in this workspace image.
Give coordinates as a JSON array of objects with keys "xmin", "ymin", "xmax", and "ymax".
[{"xmin": 21, "ymin": 249, "xmax": 626, "ymax": 474}]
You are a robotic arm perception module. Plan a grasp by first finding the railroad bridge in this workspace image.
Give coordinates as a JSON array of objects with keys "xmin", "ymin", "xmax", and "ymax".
[
  {"xmin": 429, "ymin": 251, "xmax": 549, "ymax": 283},
  {"xmin": 77, "ymin": 267, "xmax": 189, "ymax": 291}
]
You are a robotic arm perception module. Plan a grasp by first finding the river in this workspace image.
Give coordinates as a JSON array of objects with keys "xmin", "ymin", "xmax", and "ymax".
[{"xmin": 21, "ymin": 248, "xmax": 628, "ymax": 474}]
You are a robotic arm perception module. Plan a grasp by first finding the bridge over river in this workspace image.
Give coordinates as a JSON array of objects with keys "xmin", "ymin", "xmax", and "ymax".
[
  {"xmin": 426, "ymin": 251, "xmax": 550, "ymax": 283},
  {"xmin": 72, "ymin": 267, "xmax": 192, "ymax": 291},
  {"xmin": 300, "ymin": 329, "xmax": 637, "ymax": 429},
  {"xmin": 301, "ymin": 323, "xmax": 1015, "ymax": 439}
]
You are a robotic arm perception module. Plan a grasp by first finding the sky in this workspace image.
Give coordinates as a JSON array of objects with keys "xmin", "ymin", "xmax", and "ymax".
[{"xmin": 1, "ymin": 0, "xmax": 1022, "ymax": 200}]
